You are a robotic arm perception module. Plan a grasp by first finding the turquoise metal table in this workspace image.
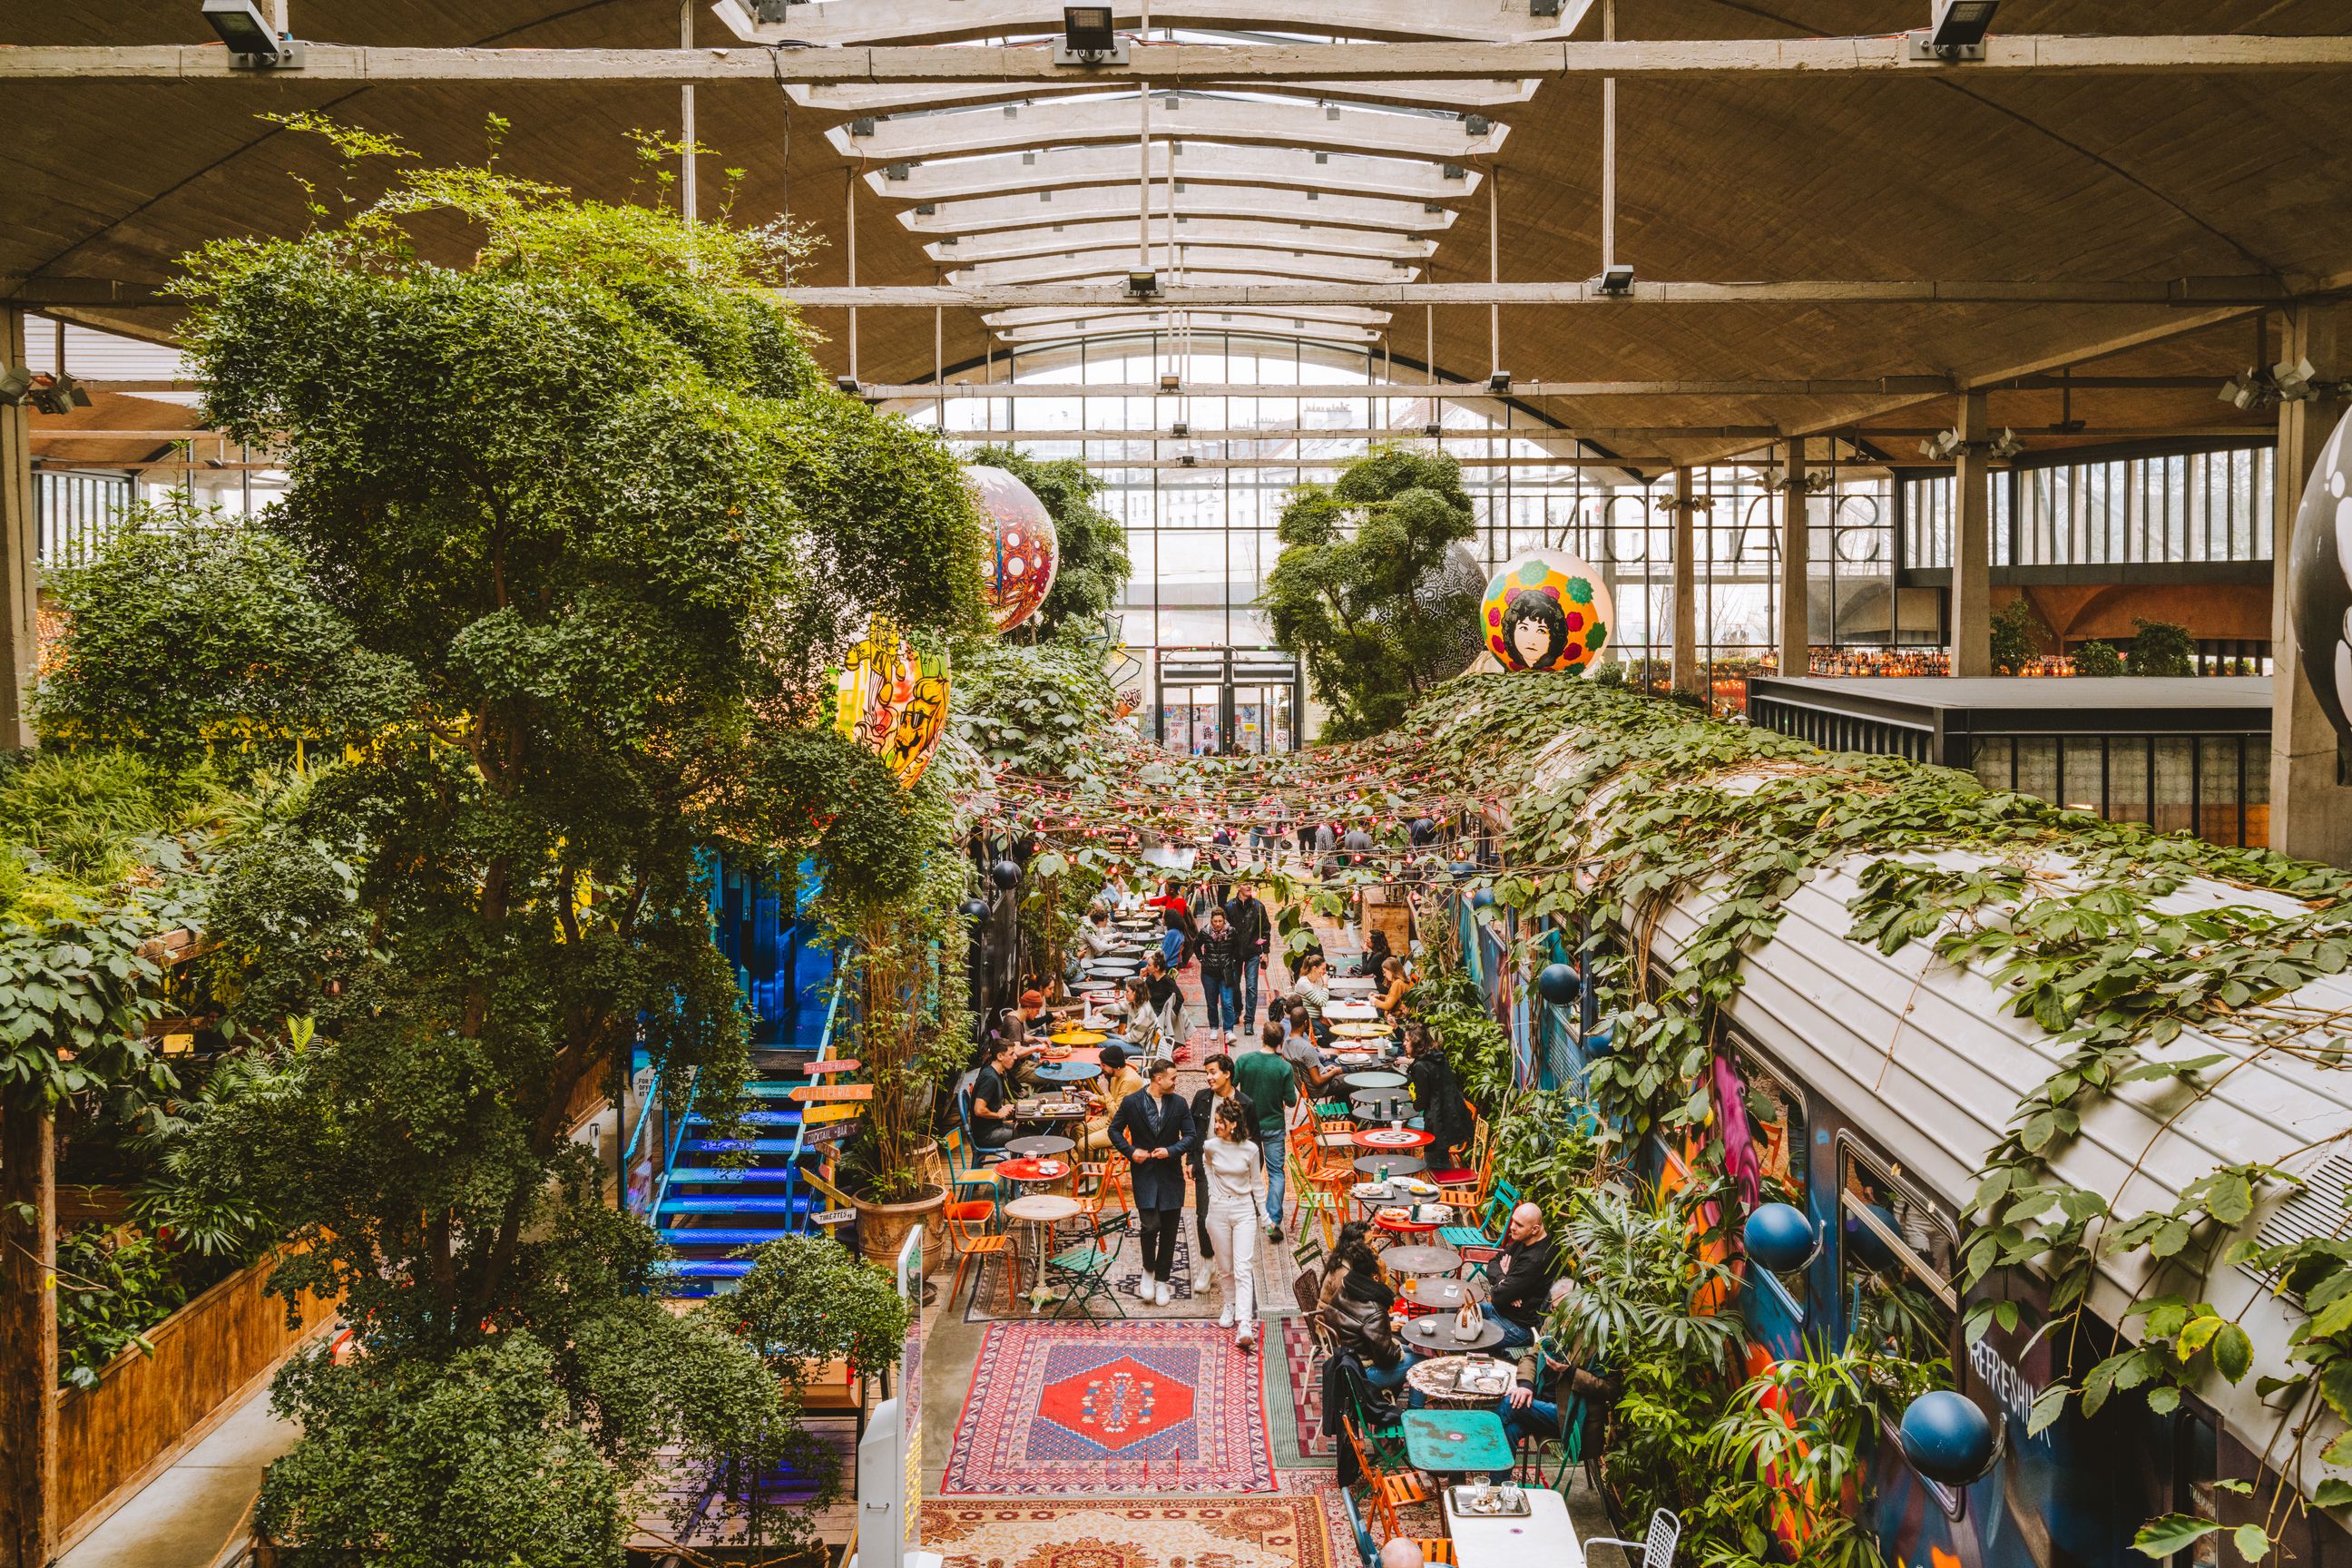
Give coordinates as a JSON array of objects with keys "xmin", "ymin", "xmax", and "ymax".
[
  {"xmin": 1401, "ymin": 1409, "xmax": 1514, "ymax": 1478},
  {"xmin": 1032, "ymin": 1059, "xmax": 1097, "ymax": 1084}
]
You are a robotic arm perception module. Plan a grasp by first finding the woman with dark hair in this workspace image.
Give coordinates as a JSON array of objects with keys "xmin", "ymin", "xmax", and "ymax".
[
  {"xmin": 1499, "ymin": 588, "xmax": 1571, "ymax": 671},
  {"xmin": 1404, "ymin": 1022, "xmax": 1475, "ymax": 1171},
  {"xmin": 1319, "ymin": 1220, "xmax": 1410, "ymax": 1389}
]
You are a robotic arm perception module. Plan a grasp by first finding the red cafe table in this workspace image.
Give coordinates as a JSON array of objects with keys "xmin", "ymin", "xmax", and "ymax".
[{"xmin": 1352, "ymin": 1127, "xmax": 1435, "ymax": 1155}]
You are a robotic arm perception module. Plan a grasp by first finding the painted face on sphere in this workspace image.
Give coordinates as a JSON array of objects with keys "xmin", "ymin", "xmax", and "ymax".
[{"xmin": 1511, "ymin": 614, "xmax": 1549, "ymax": 666}]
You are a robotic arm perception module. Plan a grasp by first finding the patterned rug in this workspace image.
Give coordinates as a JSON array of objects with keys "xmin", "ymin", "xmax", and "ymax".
[
  {"xmin": 939, "ymin": 1320, "xmax": 1278, "ymax": 1495},
  {"xmin": 921, "ymin": 1494, "xmax": 1338, "ymax": 1568},
  {"xmin": 1279, "ymin": 1318, "xmax": 1335, "ymax": 1459}
]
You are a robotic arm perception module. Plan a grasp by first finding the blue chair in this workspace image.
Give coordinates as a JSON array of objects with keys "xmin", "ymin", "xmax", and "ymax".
[{"xmin": 1340, "ymin": 1485, "xmax": 1379, "ymax": 1568}]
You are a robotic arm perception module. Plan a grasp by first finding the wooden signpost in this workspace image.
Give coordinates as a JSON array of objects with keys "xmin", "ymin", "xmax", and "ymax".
[{"xmin": 790, "ymin": 1083, "xmax": 874, "ymax": 1104}]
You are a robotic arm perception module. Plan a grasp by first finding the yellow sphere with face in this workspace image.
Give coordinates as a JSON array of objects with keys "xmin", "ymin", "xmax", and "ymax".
[{"xmin": 1481, "ymin": 550, "xmax": 1612, "ymax": 673}]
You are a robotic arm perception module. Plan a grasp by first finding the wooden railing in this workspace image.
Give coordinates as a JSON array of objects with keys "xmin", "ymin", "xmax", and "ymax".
[{"xmin": 53, "ymin": 1251, "xmax": 337, "ymax": 1554}]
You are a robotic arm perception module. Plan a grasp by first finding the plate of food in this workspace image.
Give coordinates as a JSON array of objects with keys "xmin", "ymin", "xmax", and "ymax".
[
  {"xmin": 1376, "ymin": 1206, "xmax": 1414, "ymax": 1225},
  {"xmin": 1360, "ymin": 1128, "xmax": 1423, "ymax": 1147},
  {"xmin": 1392, "ymin": 1176, "xmax": 1438, "ymax": 1197}
]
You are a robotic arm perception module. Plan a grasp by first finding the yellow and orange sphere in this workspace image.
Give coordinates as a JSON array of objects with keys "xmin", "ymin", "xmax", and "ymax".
[
  {"xmin": 1481, "ymin": 550, "xmax": 1612, "ymax": 673},
  {"xmin": 967, "ymin": 465, "xmax": 1059, "ymax": 632},
  {"xmin": 833, "ymin": 614, "xmax": 951, "ymax": 788}
]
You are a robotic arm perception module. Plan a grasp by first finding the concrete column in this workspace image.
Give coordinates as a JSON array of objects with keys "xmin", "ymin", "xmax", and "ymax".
[
  {"xmin": 0, "ymin": 308, "xmax": 35, "ymax": 750},
  {"xmin": 2269, "ymin": 304, "xmax": 2352, "ymax": 863},
  {"xmin": 1671, "ymin": 466, "xmax": 1700, "ymax": 695},
  {"xmin": 1778, "ymin": 436, "xmax": 1809, "ymax": 677},
  {"xmin": 1949, "ymin": 390, "xmax": 1994, "ymax": 678}
]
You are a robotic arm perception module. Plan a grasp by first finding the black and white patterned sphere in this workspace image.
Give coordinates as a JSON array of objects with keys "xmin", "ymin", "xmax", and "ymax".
[
  {"xmin": 2290, "ymin": 407, "xmax": 2352, "ymax": 741},
  {"xmin": 1410, "ymin": 543, "xmax": 1490, "ymax": 682}
]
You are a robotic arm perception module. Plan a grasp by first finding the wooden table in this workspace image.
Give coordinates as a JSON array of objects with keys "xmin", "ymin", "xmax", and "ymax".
[
  {"xmin": 1402, "ymin": 1408, "xmax": 1515, "ymax": 1479},
  {"xmin": 1004, "ymin": 1193, "xmax": 1084, "ymax": 1313},
  {"xmin": 1444, "ymin": 1485, "xmax": 1582, "ymax": 1567},
  {"xmin": 1404, "ymin": 1311, "xmax": 1509, "ymax": 1355}
]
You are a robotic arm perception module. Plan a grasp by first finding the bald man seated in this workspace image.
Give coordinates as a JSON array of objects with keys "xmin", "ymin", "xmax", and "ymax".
[
  {"xmin": 1379, "ymin": 1540, "xmax": 1426, "ymax": 1568},
  {"xmin": 1480, "ymin": 1201, "xmax": 1564, "ymax": 1351}
]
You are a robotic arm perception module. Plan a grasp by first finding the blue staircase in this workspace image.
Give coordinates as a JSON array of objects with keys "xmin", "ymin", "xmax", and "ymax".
[{"xmin": 632, "ymin": 850, "xmax": 853, "ymax": 1298}]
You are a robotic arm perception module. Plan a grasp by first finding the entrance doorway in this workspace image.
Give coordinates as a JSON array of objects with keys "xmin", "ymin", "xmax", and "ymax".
[{"xmin": 1153, "ymin": 648, "xmax": 1302, "ymax": 755}]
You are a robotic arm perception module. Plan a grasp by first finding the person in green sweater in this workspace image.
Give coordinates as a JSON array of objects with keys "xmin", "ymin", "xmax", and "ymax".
[{"xmin": 1231, "ymin": 1022, "xmax": 1299, "ymax": 1242}]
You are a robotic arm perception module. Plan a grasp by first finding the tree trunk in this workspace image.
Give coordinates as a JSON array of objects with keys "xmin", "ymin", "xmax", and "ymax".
[{"xmin": 0, "ymin": 1093, "xmax": 56, "ymax": 1568}]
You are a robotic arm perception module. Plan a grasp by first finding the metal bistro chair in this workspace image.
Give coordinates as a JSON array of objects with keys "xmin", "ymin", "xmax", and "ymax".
[
  {"xmin": 1437, "ymin": 1180, "xmax": 1519, "ymax": 1282},
  {"xmin": 1589, "ymin": 1508, "xmax": 1683, "ymax": 1568},
  {"xmin": 944, "ymin": 1197, "xmax": 1022, "ymax": 1314},
  {"xmin": 1046, "ymin": 1210, "xmax": 1133, "ymax": 1321}
]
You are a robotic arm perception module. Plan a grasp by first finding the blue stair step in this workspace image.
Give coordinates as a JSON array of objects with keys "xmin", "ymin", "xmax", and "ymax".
[
  {"xmin": 686, "ymin": 1110, "xmax": 801, "ymax": 1128},
  {"xmin": 654, "ymin": 1259, "xmax": 756, "ymax": 1279},
  {"xmin": 680, "ymin": 1138, "xmax": 804, "ymax": 1154},
  {"xmin": 659, "ymin": 1227, "xmax": 797, "ymax": 1247},
  {"xmin": 658, "ymin": 1195, "xmax": 816, "ymax": 1215},
  {"xmin": 666, "ymin": 1165, "xmax": 799, "ymax": 1183}
]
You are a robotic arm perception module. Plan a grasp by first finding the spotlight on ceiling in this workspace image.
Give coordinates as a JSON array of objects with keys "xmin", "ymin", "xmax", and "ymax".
[
  {"xmin": 1908, "ymin": 0, "xmax": 1997, "ymax": 61},
  {"xmin": 2273, "ymin": 355, "xmax": 2323, "ymax": 402},
  {"xmin": 1986, "ymin": 426, "xmax": 2025, "ymax": 460},
  {"xmin": 1596, "ymin": 262, "xmax": 1635, "ymax": 296},
  {"xmin": 201, "ymin": 0, "xmax": 303, "ymax": 66},
  {"xmin": 2218, "ymin": 369, "xmax": 2265, "ymax": 411},
  {"xmin": 1159, "ymin": 372, "xmax": 1181, "ymax": 393},
  {"xmin": 30, "ymin": 371, "xmax": 92, "ymax": 416},
  {"xmin": 1918, "ymin": 427, "xmax": 1966, "ymax": 461},
  {"xmin": 1127, "ymin": 270, "xmax": 1161, "ymax": 299},
  {"xmin": 1487, "ymin": 371, "xmax": 1512, "ymax": 393},
  {"xmin": 1464, "ymin": 115, "xmax": 1493, "ymax": 137},
  {"xmin": 0, "ymin": 365, "xmax": 33, "ymax": 407},
  {"xmin": 1170, "ymin": 420, "xmax": 1190, "ymax": 437},
  {"xmin": 1178, "ymin": 452, "xmax": 1198, "ymax": 467},
  {"xmin": 836, "ymin": 376, "xmax": 862, "ymax": 397},
  {"xmin": 1422, "ymin": 423, "xmax": 1443, "ymax": 438},
  {"xmin": 1054, "ymin": 5, "xmax": 1129, "ymax": 65}
]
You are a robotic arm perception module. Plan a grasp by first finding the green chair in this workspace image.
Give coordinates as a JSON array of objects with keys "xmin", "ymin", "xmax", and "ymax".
[
  {"xmin": 940, "ymin": 1126, "xmax": 1004, "ymax": 1206},
  {"xmin": 1047, "ymin": 1211, "xmax": 1132, "ymax": 1320},
  {"xmin": 1439, "ymin": 1180, "xmax": 1519, "ymax": 1280}
]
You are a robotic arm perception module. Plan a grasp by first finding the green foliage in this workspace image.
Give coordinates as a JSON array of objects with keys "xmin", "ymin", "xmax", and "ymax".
[
  {"xmin": 1989, "ymin": 597, "xmax": 2046, "ymax": 674},
  {"xmin": 1700, "ymin": 1348, "xmax": 1906, "ymax": 1568},
  {"xmin": 1416, "ymin": 967, "xmax": 1512, "ymax": 1114},
  {"xmin": 1260, "ymin": 447, "xmax": 1479, "ymax": 740},
  {"xmin": 2073, "ymin": 640, "xmax": 2124, "ymax": 677},
  {"xmin": 2129, "ymin": 618, "xmax": 2196, "ymax": 677},
  {"xmin": 965, "ymin": 444, "xmax": 1133, "ymax": 639},
  {"xmin": 710, "ymin": 1233, "xmax": 914, "ymax": 1386},
  {"xmin": 54, "ymin": 1223, "xmax": 189, "ymax": 1390},
  {"xmin": 951, "ymin": 630, "xmax": 1118, "ymax": 777}
]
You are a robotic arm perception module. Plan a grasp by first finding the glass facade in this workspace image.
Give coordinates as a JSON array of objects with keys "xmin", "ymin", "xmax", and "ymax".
[
  {"xmin": 33, "ymin": 470, "xmax": 132, "ymax": 568},
  {"xmin": 1967, "ymin": 732, "xmax": 2269, "ymax": 848},
  {"xmin": 1899, "ymin": 444, "xmax": 2272, "ymax": 572}
]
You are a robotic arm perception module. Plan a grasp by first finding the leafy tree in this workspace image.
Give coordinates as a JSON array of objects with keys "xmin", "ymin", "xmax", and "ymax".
[
  {"xmin": 1988, "ymin": 597, "xmax": 2047, "ymax": 675},
  {"xmin": 1259, "ymin": 447, "xmax": 1480, "ymax": 740},
  {"xmin": 965, "ymin": 444, "xmax": 1132, "ymax": 640},
  {"xmin": 2073, "ymin": 640, "xmax": 2124, "ymax": 677},
  {"xmin": 2129, "ymin": 618, "xmax": 2197, "ymax": 677},
  {"xmin": 39, "ymin": 132, "xmax": 989, "ymax": 1562},
  {"xmin": 950, "ymin": 630, "xmax": 1118, "ymax": 777}
]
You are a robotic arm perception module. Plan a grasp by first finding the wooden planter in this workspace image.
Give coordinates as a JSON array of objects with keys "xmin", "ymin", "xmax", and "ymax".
[{"xmin": 53, "ymin": 1251, "xmax": 337, "ymax": 1555}]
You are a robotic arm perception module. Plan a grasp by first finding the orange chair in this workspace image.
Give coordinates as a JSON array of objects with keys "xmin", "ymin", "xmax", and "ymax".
[
  {"xmin": 945, "ymin": 1199, "xmax": 1021, "ymax": 1313},
  {"xmin": 1344, "ymin": 1418, "xmax": 1432, "ymax": 1542},
  {"xmin": 1431, "ymin": 1114, "xmax": 1492, "ymax": 1206},
  {"xmin": 1411, "ymin": 1542, "xmax": 1457, "ymax": 1565}
]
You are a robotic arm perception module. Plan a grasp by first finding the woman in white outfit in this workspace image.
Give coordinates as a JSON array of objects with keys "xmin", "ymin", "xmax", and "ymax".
[{"xmin": 1200, "ymin": 1098, "xmax": 1265, "ymax": 1348}]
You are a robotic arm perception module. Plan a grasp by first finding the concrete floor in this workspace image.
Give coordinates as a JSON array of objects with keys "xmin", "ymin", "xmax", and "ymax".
[{"xmin": 57, "ymin": 1380, "xmax": 295, "ymax": 1568}]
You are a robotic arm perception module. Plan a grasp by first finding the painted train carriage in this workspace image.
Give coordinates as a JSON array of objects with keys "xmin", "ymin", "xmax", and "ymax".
[{"xmin": 1466, "ymin": 728, "xmax": 2352, "ymax": 1568}]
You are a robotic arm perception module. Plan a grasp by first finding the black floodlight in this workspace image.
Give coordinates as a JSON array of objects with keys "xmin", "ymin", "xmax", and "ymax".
[
  {"xmin": 1487, "ymin": 370, "xmax": 1511, "ymax": 393},
  {"xmin": 1159, "ymin": 373, "xmax": 1181, "ymax": 392},
  {"xmin": 1056, "ymin": 6, "xmax": 1128, "ymax": 64},
  {"xmin": 1128, "ymin": 270, "xmax": 1161, "ymax": 298},
  {"xmin": 1465, "ymin": 115, "xmax": 1493, "ymax": 137},
  {"xmin": 848, "ymin": 118, "xmax": 876, "ymax": 137},
  {"xmin": 1171, "ymin": 420, "xmax": 1190, "ymax": 436},
  {"xmin": 1178, "ymin": 452, "xmax": 1198, "ymax": 466},
  {"xmin": 1422, "ymin": 422, "xmax": 1442, "ymax": 438},
  {"xmin": 202, "ymin": 0, "xmax": 301, "ymax": 66},
  {"xmin": 1910, "ymin": 0, "xmax": 1997, "ymax": 60},
  {"xmin": 1597, "ymin": 262, "xmax": 1635, "ymax": 295},
  {"xmin": 836, "ymin": 375, "xmax": 862, "ymax": 397}
]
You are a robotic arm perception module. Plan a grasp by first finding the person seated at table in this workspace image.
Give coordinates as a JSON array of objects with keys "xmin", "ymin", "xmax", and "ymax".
[
  {"xmin": 1320, "ymin": 1221, "xmax": 1413, "ymax": 1390},
  {"xmin": 1110, "ymin": 975, "xmax": 1171, "ymax": 1061},
  {"xmin": 1379, "ymin": 1542, "xmax": 1426, "ymax": 1568},
  {"xmin": 995, "ymin": 1004, "xmax": 1050, "ymax": 1094},
  {"xmin": 1481, "ymin": 1202, "xmax": 1564, "ymax": 1351},
  {"xmin": 1355, "ymin": 928, "xmax": 1394, "ymax": 979},
  {"xmin": 1080, "ymin": 1043, "xmax": 1144, "ymax": 1154},
  {"xmin": 1093, "ymin": 869, "xmax": 1143, "ymax": 914},
  {"xmin": 969, "ymin": 1037, "xmax": 1024, "ymax": 1151},
  {"xmin": 1081, "ymin": 906, "xmax": 1122, "ymax": 956},
  {"xmin": 1290, "ymin": 953, "xmax": 1335, "ymax": 1045},
  {"xmin": 1274, "ymin": 1017, "xmax": 1344, "ymax": 1098},
  {"xmin": 1499, "ymin": 1279, "xmax": 1617, "ymax": 1478},
  {"xmin": 1141, "ymin": 950, "xmax": 1186, "ymax": 1040},
  {"xmin": 1373, "ymin": 955, "xmax": 1411, "ymax": 1019},
  {"xmin": 1144, "ymin": 878, "xmax": 1197, "ymax": 968},
  {"xmin": 1403, "ymin": 1022, "xmax": 1474, "ymax": 1171}
]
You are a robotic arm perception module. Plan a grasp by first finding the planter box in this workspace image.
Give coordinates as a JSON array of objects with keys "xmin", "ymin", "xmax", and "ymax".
[{"xmin": 53, "ymin": 1250, "xmax": 337, "ymax": 1554}]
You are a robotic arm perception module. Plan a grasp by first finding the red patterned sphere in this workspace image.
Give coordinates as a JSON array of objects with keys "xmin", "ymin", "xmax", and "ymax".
[{"xmin": 968, "ymin": 465, "xmax": 1060, "ymax": 632}]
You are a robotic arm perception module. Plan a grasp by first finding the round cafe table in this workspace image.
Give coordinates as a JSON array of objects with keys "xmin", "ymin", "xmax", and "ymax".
[
  {"xmin": 1351, "ymin": 1091, "xmax": 1414, "ymax": 1124},
  {"xmin": 1328, "ymin": 976, "xmax": 1377, "ymax": 995},
  {"xmin": 1009, "ymin": 1133, "xmax": 1077, "ymax": 1160},
  {"xmin": 1354, "ymin": 1127, "xmax": 1434, "ymax": 1153},
  {"xmin": 1381, "ymin": 1241, "xmax": 1462, "ymax": 1278},
  {"xmin": 1342, "ymin": 1069, "xmax": 1407, "ymax": 1093},
  {"xmin": 1406, "ymin": 1351, "xmax": 1514, "ymax": 1408},
  {"xmin": 1032, "ymin": 1059, "xmax": 1098, "ymax": 1085},
  {"xmin": 1403, "ymin": 1311, "xmax": 1511, "ymax": 1357},
  {"xmin": 1354, "ymin": 1152, "xmax": 1427, "ymax": 1179},
  {"xmin": 996, "ymin": 1156, "xmax": 1074, "ymax": 1193},
  {"xmin": 1398, "ymin": 1277, "xmax": 1472, "ymax": 1313},
  {"xmin": 1004, "ymin": 1192, "xmax": 1083, "ymax": 1313}
]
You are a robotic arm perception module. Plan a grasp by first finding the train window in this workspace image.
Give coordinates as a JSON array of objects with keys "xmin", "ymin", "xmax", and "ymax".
[
  {"xmin": 1838, "ymin": 1142, "xmax": 1959, "ymax": 1376},
  {"xmin": 1730, "ymin": 1045, "xmax": 1808, "ymax": 1209}
]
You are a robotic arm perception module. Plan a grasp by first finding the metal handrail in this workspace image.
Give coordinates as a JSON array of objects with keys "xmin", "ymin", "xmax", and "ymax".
[
  {"xmin": 647, "ymin": 1063, "xmax": 702, "ymax": 1223},
  {"xmin": 621, "ymin": 1063, "xmax": 662, "ymax": 1170}
]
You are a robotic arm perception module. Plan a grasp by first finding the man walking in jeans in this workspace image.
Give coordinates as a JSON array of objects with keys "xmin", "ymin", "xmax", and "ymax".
[
  {"xmin": 1197, "ymin": 906, "xmax": 1246, "ymax": 1044},
  {"xmin": 1222, "ymin": 881, "xmax": 1271, "ymax": 1031},
  {"xmin": 1230, "ymin": 1022, "xmax": 1299, "ymax": 1243}
]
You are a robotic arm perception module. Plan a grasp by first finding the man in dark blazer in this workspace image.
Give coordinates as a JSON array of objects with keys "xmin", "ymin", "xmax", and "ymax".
[{"xmin": 1108, "ymin": 1057, "xmax": 1197, "ymax": 1306}]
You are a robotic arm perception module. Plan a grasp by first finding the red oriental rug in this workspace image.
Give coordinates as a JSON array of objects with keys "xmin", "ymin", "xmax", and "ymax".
[
  {"xmin": 921, "ymin": 1494, "xmax": 1338, "ymax": 1568},
  {"xmin": 939, "ymin": 1321, "xmax": 1277, "ymax": 1495}
]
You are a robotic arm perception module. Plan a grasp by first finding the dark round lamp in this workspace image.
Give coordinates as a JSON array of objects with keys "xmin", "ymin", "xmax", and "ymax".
[
  {"xmin": 959, "ymin": 897, "xmax": 991, "ymax": 922},
  {"xmin": 1470, "ymin": 887, "xmax": 1496, "ymax": 909},
  {"xmin": 1742, "ymin": 1202, "xmax": 1815, "ymax": 1272},
  {"xmin": 1536, "ymin": 962, "xmax": 1581, "ymax": 1006},
  {"xmin": 990, "ymin": 858, "xmax": 1022, "ymax": 889},
  {"xmin": 1899, "ymin": 1390, "xmax": 1996, "ymax": 1485},
  {"xmin": 1447, "ymin": 860, "xmax": 1476, "ymax": 880}
]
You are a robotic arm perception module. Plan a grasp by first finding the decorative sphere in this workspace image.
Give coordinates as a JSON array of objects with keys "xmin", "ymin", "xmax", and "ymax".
[
  {"xmin": 990, "ymin": 859, "xmax": 1022, "ymax": 890},
  {"xmin": 1899, "ymin": 1391, "xmax": 1996, "ymax": 1485},
  {"xmin": 959, "ymin": 897, "xmax": 991, "ymax": 922},
  {"xmin": 1536, "ymin": 963, "xmax": 1581, "ymax": 1006},
  {"xmin": 832, "ymin": 614, "xmax": 951, "ymax": 787},
  {"xmin": 1447, "ymin": 860, "xmax": 1476, "ymax": 881},
  {"xmin": 1481, "ymin": 549, "xmax": 1614, "ymax": 674},
  {"xmin": 968, "ymin": 466, "xmax": 1060, "ymax": 632},
  {"xmin": 2287, "ymin": 407, "xmax": 2352, "ymax": 744},
  {"xmin": 1410, "ymin": 542, "xmax": 1491, "ymax": 681},
  {"xmin": 1583, "ymin": 1025, "xmax": 1615, "ymax": 1057},
  {"xmin": 1846, "ymin": 1204, "xmax": 1901, "ymax": 1270},
  {"xmin": 1743, "ymin": 1202, "xmax": 1816, "ymax": 1272},
  {"xmin": 1470, "ymin": 887, "xmax": 1496, "ymax": 909}
]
